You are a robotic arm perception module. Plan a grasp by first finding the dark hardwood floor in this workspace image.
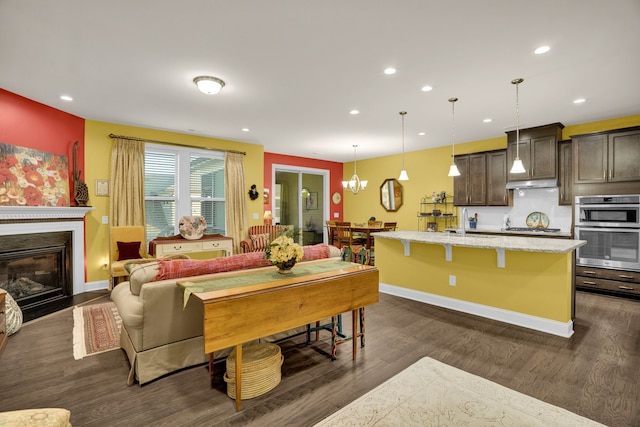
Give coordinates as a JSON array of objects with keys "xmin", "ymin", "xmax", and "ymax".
[{"xmin": 1, "ymin": 290, "xmax": 638, "ymax": 426}]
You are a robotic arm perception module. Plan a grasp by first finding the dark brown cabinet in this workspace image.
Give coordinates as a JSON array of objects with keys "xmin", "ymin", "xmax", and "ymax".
[
  {"xmin": 506, "ymin": 123, "xmax": 564, "ymax": 182},
  {"xmin": 454, "ymin": 153, "xmax": 486, "ymax": 206},
  {"xmin": 573, "ymin": 127, "xmax": 640, "ymax": 184},
  {"xmin": 454, "ymin": 150, "xmax": 509, "ymax": 206},
  {"xmin": 576, "ymin": 266, "xmax": 640, "ymax": 298},
  {"xmin": 558, "ymin": 140, "xmax": 572, "ymax": 205},
  {"xmin": 486, "ymin": 150, "xmax": 510, "ymax": 206}
]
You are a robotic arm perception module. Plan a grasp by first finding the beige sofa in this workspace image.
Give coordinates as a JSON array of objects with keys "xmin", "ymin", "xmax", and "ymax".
[{"xmin": 111, "ymin": 244, "xmax": 339, "ymax": 385}]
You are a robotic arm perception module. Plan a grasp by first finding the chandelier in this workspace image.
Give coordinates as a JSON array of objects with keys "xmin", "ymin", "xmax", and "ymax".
[
  {"xmin": 510, "ymin": 78, "xmax": 526, "ymax": 174},
  {"xmin": 342, "ymin": 145, "xmax": 368, "ymax": 194},
  {"xmin": 447, "ymin": 97, "xmax": 461, "ymax": 177}
]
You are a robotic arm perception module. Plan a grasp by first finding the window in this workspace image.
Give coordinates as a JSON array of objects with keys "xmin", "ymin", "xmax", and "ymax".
[{"xmin": 144, "ymin": 144, "xmax": 225, "ymax": 243}]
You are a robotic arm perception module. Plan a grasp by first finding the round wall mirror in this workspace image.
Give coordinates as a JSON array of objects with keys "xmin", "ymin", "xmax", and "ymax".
[{"xmin": 380, "ymin": 178, "xmax": 403, "ymax": 212}]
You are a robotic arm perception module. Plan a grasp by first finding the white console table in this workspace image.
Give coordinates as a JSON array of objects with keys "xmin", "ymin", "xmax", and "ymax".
[{"xmin": 149, "ymin": 234, "xmax": 233, "ymax": 259}]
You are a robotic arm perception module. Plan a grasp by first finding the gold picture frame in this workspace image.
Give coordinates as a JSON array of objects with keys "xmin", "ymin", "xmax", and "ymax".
[{"xmin": 95, "ymin": 179, "xmax": 109, "ymax": 197}]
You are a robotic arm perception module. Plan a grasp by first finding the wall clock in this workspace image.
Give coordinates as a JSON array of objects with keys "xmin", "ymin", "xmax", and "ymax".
[{"xmin": 332, "ymin": 192, "xmax": 341, "ymax": 204}]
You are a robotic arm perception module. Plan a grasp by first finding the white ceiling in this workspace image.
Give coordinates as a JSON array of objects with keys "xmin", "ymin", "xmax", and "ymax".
[{"xmin": 1, "ymin": 1, "xmax": 639, "ymax": 162}]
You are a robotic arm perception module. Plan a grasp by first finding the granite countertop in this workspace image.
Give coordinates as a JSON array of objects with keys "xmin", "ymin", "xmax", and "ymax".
[
  {"xmin": 446, "ymin": 227, "xmax": 573, "ymax": 238},
  {"xmin": 374, "ymin": 230, "xmax": 586, "ymax": 254}
]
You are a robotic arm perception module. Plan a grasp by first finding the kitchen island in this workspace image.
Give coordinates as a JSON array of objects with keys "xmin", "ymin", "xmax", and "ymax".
[{"xmin": 373, "ymin": 231, "xmax": 586, "ymax": 337}]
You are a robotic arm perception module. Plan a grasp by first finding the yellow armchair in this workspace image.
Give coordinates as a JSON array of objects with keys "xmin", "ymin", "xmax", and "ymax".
[{"xmin": 110, "ymin": 226, "xmax": 152, "ymax": 286}]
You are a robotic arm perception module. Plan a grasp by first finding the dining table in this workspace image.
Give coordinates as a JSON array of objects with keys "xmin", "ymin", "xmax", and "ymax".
[{"xmin": 350, "ymin": 224, "xmax": 387, "ymax": 248}]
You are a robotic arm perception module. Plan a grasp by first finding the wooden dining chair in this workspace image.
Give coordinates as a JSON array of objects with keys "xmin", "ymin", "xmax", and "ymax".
[
  {"xmin": 325, "ymin": 220, "xmax": 337, "ymax": 246},
  {"xmin": 334, "ymin": 221, "xmax": 352, "ymax": 249},
  {"xmin": 383, "ymin": 222, "xmax": 397, "ymax": 231},
  {"xmin": 368, "ymin": 220, "xmax": 383, "ymax": 228}
]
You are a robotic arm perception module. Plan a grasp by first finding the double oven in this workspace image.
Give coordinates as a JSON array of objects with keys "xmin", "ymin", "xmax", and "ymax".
[{"xmin": 574, "ymin": 195, "xmax": 640, "ymax": 272}]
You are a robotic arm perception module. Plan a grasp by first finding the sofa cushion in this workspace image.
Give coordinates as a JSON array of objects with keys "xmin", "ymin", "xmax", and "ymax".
[
  {"xmin": 128, "ymin": 261, "xmax": 161, "ymax": 296},
  {"xmin": 250, "ymin": 233, "xmax": 270, "ymax": 251},
  {"xmin": 156, "ymin": 244, "xmax": 333, "ymax": 282},
  {"xmin": 117, "ymin": 241, "xmax": 141, "ymax": 260}
]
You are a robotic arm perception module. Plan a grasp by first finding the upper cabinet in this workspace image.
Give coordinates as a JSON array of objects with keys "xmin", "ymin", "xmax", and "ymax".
[
  {"xmin": 558, "ymin": 140, "xmax": 572, "ymax": 205},
  {"xmin": 453, "ymin": 153, "xmax": 486, "ymax": 206},
  {"xmin": 506, "ymin": 123, "xmax": 564, "ymax": 182},
  {"xmin": 454, "ymin": 150, "xmax": 509, "ymax": 206},
  {"xmin": 573, "ymin": 127, "xmax": 640, "ymax": 184}
]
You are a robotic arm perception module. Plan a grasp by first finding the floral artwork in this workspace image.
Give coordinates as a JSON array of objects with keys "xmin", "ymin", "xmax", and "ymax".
[
  {"xmin": 0, "ymin": 143, "xmax": 70, "ymax": 207},
  {"xmin": 178, "ymin": 215, "xmax": 207, "ymax": 240}
]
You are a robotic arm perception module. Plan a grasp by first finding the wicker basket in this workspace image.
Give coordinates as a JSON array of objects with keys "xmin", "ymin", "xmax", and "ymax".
[{"xmin": 224, "ymin": 343, "xmax": 283, "ymax": 399}]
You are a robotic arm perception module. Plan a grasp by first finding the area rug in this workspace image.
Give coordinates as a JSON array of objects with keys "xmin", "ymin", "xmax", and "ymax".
[
  {"xmin": 72, "ymin": 302, "xmax": 122, "ymax": 360},
  {"xmin": 314, "ymin": 357, "xmax": 604, "ymax": 426}
]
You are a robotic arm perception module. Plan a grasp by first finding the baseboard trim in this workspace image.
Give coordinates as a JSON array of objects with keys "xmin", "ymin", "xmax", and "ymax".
[
  {"xmin": 379, "ymin": 282, "xmax": 574, "ymax": 338},
  {"xmin": 81, "ymin": 280, "xmax": 109, "ymax": 293}
]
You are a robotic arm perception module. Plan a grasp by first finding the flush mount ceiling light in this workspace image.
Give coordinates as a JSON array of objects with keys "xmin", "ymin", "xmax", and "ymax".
[
  {"xmin": 447, "ymin": 98, "xmax": 461, "ymax": 177},
  {"xmin": 510, "ymin": 78, "xmax": 526, "ymax": 174},
  {"xmin": 193, "ymin": 76, "xmax": 225, "ymax": 95},
  {"xmin": 398, "ymin": 111, "xmax": 409, "ymax": 181},
  {"xmin": 342, "ymin": 145, "xmax": 368, "ymax": 194}
]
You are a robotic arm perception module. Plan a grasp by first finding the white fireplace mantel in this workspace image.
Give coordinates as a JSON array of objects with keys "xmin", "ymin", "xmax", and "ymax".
[
  {"xmin": 0, "ymin": 206, "xmax": 94, "ymax": 220},
  {"xmin": 0, "ymin": 206, "xmax": 94, "ymax": 295}
]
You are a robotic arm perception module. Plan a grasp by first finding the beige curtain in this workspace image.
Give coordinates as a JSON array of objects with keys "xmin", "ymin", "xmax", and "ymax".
[
  {"xmin": 110, "ymin": 138, "xmax": 145, "ymax": 226},
  {"xmin": 225, "ymin": 152, "xmax": 248, "ymax": 254}
]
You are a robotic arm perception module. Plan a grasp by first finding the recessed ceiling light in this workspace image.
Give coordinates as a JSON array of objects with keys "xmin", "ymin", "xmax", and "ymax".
[
  {"xmin": 383, "ymin": 67, "xmax": 396, "ymax": 75},
  {"xmin": 60, "ymin": 95, "xmax": 73, "ymax": 101},
  {"xmin": 534, "ymin": 46, "xmax": 550, "ymax": 55},
  {"xmin": 242, "ymin": 128, "xmax": 250, "ymax": 132},
  {"xmin": 573, "ymin": 98, "xmax": 586, "ymax": 104},
  {"xmin": 421, "ymin": 85, "xmax": 433, "ymax": 92},
  {"xmin": 418, "ymin": 132, "xmax": 426, "ymax": 136},
  {"xmin": 483, "ymin": 118, "xmax": 493, "ymax": 123},
  {"xmin": 350, "ymin": 110, "xmax": 360, "ymax": 115}
]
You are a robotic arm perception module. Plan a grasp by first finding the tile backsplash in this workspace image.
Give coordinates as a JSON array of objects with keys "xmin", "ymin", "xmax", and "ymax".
[{"xmin": 456, "ymin": 187, "xmax": 573, "ymax": 231}]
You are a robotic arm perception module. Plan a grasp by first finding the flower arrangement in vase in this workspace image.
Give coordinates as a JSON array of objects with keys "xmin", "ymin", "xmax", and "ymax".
[{"xmin": 265, "ymin": 235, "xmax": 304, "ymax": 274}]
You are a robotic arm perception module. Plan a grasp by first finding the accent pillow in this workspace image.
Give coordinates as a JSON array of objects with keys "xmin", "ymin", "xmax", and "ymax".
[
  {"xmin": 117, "ymin": 241, "xmax": 141, "ymax": 261},
  {"xmin": 129, "ymin": 261, "xmax": 161, "ymax": 296},
  {"xmin": 250, "ymin": 233, "xmax": 270, "ymax": 251}
]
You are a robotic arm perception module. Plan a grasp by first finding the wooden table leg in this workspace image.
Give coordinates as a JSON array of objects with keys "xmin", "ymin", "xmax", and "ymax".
[
  {"xmin": 352, "ymin": 309, "xmax": 357, "ymax": 360},
  {"xmin": 235, "ymin": 344, "xmax": 242, "ymax": 411},
  {"xmin": 209, "ymin": 353, "xmax": 215, "ymax": 388}
]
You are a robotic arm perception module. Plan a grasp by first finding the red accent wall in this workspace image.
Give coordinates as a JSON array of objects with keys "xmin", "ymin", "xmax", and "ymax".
[
  {"xmin": 263, "ymin": 152, "xmax": 344, "ymax": 221},
  {"xmin": 0, "ymin": 89, "xmax": 85, "ymax": 204}
]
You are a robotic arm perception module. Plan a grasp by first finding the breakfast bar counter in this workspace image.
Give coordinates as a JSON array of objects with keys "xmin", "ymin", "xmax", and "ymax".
[{"xmin": 373, "ymin": 231, "xmax": 586, "ymax": 338}]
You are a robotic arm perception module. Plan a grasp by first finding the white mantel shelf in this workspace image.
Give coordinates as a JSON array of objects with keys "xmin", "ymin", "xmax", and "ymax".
[
  {"xmin": 0, "ymin": 206, "xmax": 94, "ymax": 220},
  {"xmin": 374, "ymin": 230, "xmax": 587, "ymax": 268}
]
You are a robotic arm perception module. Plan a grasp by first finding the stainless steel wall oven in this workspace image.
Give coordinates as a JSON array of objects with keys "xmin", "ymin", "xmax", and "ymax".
[{"xmin": 574, "ymin": 195, "xmax": 640, "ymax": 272}]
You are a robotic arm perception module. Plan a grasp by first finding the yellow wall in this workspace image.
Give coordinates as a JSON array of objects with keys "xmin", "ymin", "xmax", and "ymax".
[
  {"xmin": 83, "ymin": 120, "xmax": 264, "ymax": 283},
  {"xmin": 344, "ymin": 115, "xmax": 640, "ymax": 230},
  {"xmin": 375, "ymin": 238, "xmax": 574, "ymax": 322}
]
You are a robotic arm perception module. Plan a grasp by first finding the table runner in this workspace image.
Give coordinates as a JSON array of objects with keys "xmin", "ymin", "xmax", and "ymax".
[{"xmin": 179, "ymin": 260, "xmax": 354, "ymax": 307}]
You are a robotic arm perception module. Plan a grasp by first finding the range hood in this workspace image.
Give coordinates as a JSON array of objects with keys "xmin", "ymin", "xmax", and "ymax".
[{"xmin": 506, "ymin": 179, "xmax": 558, "ymax": 190}]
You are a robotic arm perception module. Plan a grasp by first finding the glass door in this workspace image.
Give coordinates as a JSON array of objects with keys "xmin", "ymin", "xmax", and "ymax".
[{"xmin": 273, "ymin": 166, "xmax": 328, "ymax": 246}]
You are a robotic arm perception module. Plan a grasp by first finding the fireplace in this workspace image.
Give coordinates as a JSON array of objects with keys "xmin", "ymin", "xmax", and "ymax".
[
  {"xmin": 1, "ymin": 231, "xmax": 72, "ymax": 315},
  {"xmin": 0, "ymin": 206, "xmax": 92, "ymax": 321}
]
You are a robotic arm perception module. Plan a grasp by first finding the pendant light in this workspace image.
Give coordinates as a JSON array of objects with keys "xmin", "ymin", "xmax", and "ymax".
[
  {"xmin": 398, "ymin": 111, "xmax": 409, "ymax": 181},
  {"xmin": 342, "ymin": 145, "xmax": 368, "ymax": 194},
  {"xmin": 510, "ymin": 78, "xmax": 526, "ymax": 174},
  {"xmin": 447, "ymin": 97, "xmax": 461, "ymax": 177}
]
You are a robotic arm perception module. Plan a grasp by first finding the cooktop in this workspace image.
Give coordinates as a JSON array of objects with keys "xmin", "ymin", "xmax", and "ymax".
[{"xmin": 505, "ymin": 227, "xmax": 562, "ymax": 233}]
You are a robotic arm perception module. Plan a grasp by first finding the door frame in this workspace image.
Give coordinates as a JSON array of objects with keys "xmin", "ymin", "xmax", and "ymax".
[{"xmin": 271, "ymin": 164, "xmax": 330, "ymax": 244}]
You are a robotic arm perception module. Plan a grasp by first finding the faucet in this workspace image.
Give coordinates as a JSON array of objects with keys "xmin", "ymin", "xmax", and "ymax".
[{"xmin": 461, "ymin": 208, "xmax": 468, "ymax": 237}]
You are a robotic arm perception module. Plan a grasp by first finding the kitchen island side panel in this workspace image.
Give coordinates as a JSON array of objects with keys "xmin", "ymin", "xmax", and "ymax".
[{"xmin": 375, "ymin": 237, "xmax": 573, "ymax": 323}]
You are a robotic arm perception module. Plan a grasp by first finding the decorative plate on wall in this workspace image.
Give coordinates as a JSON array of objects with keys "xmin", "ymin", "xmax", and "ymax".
[
  {"xmin": 332, "ymin": 192, "xmax": 341, "ymax": 204},
  {"xmin": 526, "ymin": 211, "xmax": 550, "ymax": 229}
]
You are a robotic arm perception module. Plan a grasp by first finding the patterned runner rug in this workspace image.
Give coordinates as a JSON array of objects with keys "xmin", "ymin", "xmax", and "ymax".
[
  {"xmin": 72, "ymin": 302, "xmax": 122, "ymax": 360},
  {"xmin": 314, "ymin": 357, "xmax": 605, "ymax": 426}
]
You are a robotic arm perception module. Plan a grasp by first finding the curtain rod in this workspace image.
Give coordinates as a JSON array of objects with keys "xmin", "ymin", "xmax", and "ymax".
[{"xmin": 108, "ymin": 133, "xmax": 246, "ymax": 155}]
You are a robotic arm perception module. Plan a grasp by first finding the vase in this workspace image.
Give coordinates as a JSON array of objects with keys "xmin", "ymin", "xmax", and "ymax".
[{"xmin": 277, "ymin": 259, "xmax": 297, "ymax": 274}]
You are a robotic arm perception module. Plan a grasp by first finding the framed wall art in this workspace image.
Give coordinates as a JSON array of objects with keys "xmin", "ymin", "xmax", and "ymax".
[{"xmin": 95, "ymin": 179, "xmax": 109, "ymax": 196}]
